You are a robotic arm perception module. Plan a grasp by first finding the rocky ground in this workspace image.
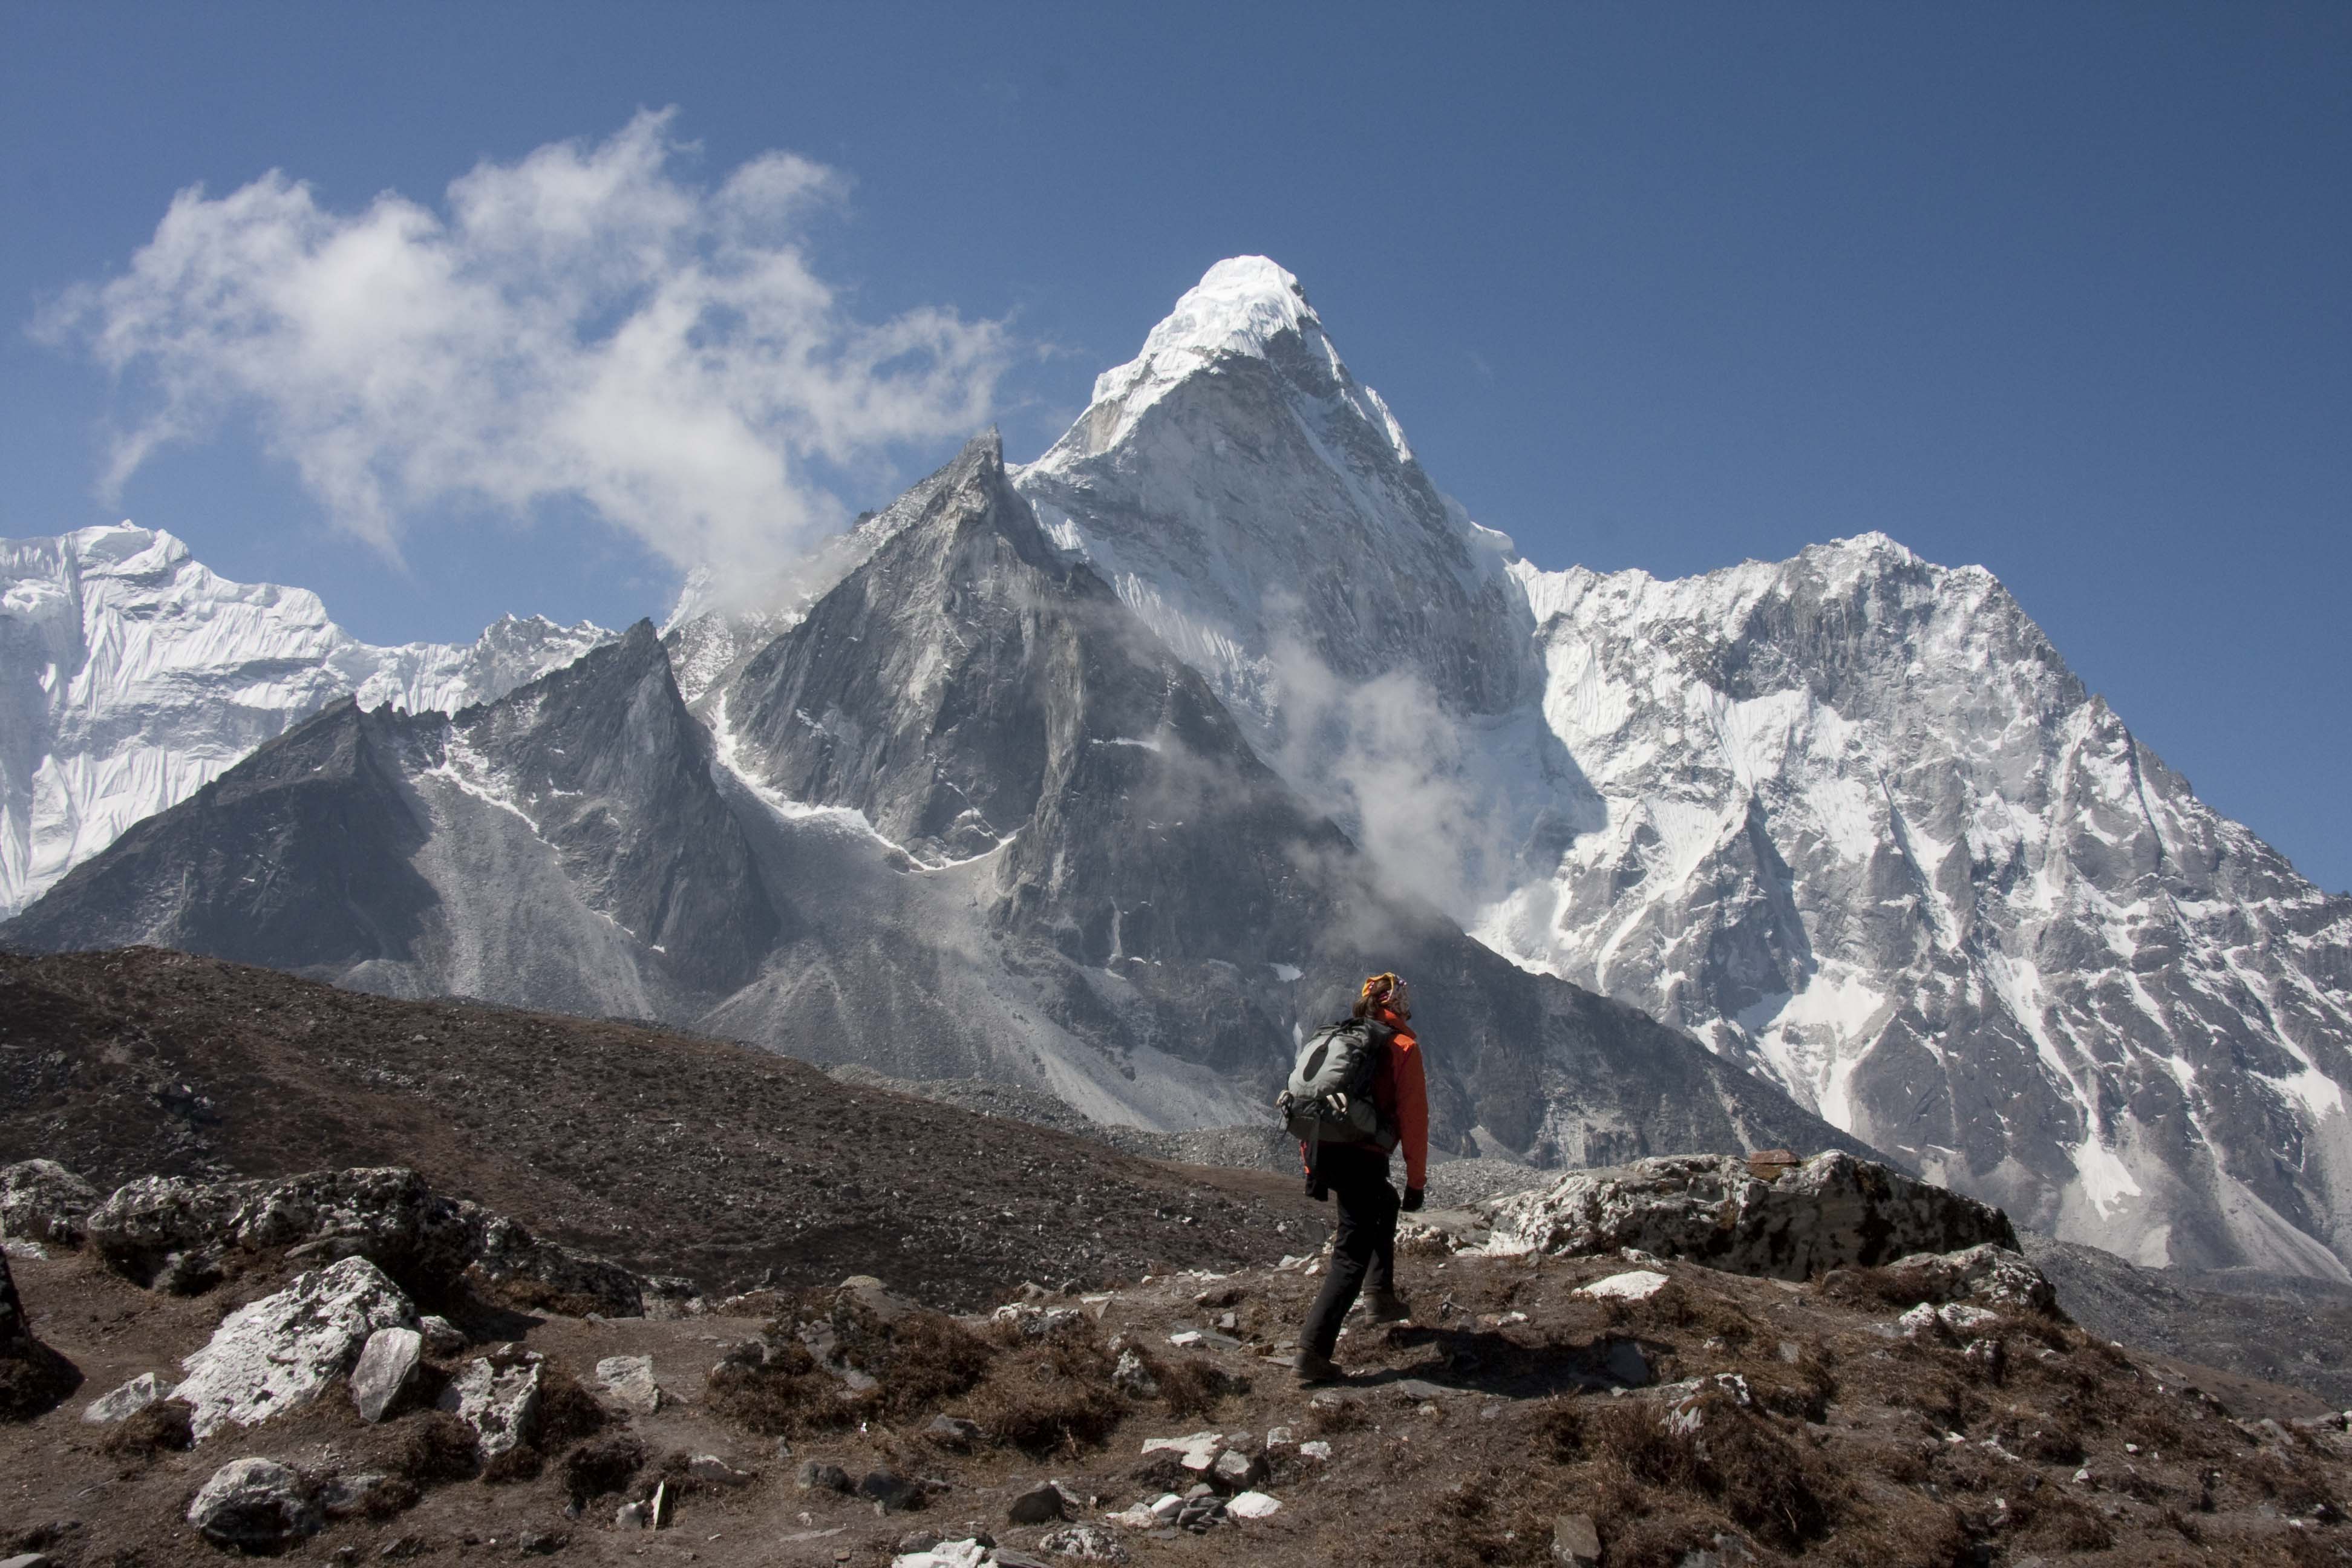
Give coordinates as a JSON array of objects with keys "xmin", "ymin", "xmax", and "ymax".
[
  {"xmin": 0, "ymin": 948, "xmax": 1330, "ymax": 1307},
  {"xmin": 5, "ymin": 947, "xmax": 2352, "ymax": 1566},
  {"xmin": 4, "ymin": 1154, "xmax": 2351, "ymax": 1566}
]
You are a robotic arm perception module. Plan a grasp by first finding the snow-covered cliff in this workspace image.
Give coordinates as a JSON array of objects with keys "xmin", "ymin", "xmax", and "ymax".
[{"xmin": 0, "ymin": 524, "xmax": 607, "ymax": 916}]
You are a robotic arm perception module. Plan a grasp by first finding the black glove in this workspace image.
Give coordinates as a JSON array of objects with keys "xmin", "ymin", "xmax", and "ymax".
[{"xmin": 1400, "ymin": 1187, "xmax": 1423, "ymax": 1213}]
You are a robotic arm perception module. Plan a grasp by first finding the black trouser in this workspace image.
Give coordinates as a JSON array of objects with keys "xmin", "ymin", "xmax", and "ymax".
[{"xmin": 1301, "ymin": 1142, "xmax": 1399, "ymax": 1359}]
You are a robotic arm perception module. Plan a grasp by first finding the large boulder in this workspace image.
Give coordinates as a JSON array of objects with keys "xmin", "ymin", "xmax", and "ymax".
[
  {"xmin": 186, "ymin": 1457, "xmax": 322, "ymax": 1551},
  {"xmin": 174, "ymin": 1256, "xmax": 417, "ymax": 1439},
  {"xmin": 83, "ymin": 1166, "xmax": 654, "ymax": 1315},
  {"xmin": 0, "ymin": 1247, "xmax": 82, "ymax": 1419},
  {"xmin": 0, "ymin": 1160, "xmax": 100, "ymax": 1246},
  {"xmin": 1480, "ymin": 1152, "xmax": 2019, "ymax": 1279}
]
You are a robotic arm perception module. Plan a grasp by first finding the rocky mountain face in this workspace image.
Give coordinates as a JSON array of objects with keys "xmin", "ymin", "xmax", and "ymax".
[
  {"xmin": 0, "ymin": 523, "xmax": 607, "ymax": 918},
  {"xmin": 5, "ymin": 438, "xmax": 1855, "ymax": 1172},
  {"xmin": 1013, "ymin": 259, "xmax": 2352, "ymax": 1280},
  {"xmin": 8, "ymin": 257, "xmax": 2348, "ymax": 1281}
]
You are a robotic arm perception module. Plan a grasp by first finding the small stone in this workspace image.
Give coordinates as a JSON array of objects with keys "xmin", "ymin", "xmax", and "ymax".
[
  {"xmin": 1008, "ymin": 1481, "xmax": 1068, "ymax": 1524},
  {"xmin": 895, "ymin": 1529, "xmax": 943, "ymax": 1553},
  {"xmin": 1264, "ymin": 1425, "xmax": 1295, "ymax": 1449},
  {"xmin": 1149, "ymin": 1493, "xmax": 1184, "ymax": 1521},
  {"xmin": 1210, "ymin": 1449, "xmax": 1264, "ymax": 1491},
  {"xmin": 1577, "ymin": 1269, "xmax": 1670, "ymax": 1302},
  {"xmin": 615, "ymin": 1501, "xmax": 648, "ymax": 1529},
  {"xmin": 0, "ymin": 1555, "xmax": 57, "ymax": 1568},
  {"xmin": 82, "ymin": 1371, "xmax": 172, "ymax": 1423},
  {"xmin": 926, "ymin": 1413, "xmax": 984, "ymax": 1450},
  {"xmin": 595, "ymin": 1354, "xmax": 661, "ymax": 1415},
  {"xmin": 416, "ymin": 1315, "xmax": 466, "ymax": 1356},
  {"xmin": 1299, "ymin": 1441, "xmax": 1332, "ymax": 1461},
  {"xmin": 350, "ymin": 1327, "xmax": 423, "ymax": 1422},
  {"xmin": 1553, "ymin": 1511, "xmax": 1601, "ymax": 1566},
  {"xmin": 1896, "ymin": 1302, "xmax": 1942, "ymax": 1340},
  {"xmin": 517, "ymin": 1532, "xmax": 565, "ymax": 1556},
  {"xmin": 1225, "ymin": 1490, "xmax": 1282, "ymax": 1520},
  {"xmin": 186, "ymin": 1457, "xmax": 322, "ymax": 1551},
  {"xmin": 796, "ymin": 1460, "xmax": 853, "ymax": 1492},
  {"xmin": 1111, "ymin": 1349, "xmax": 1158, "ymax": 1399},
  {"xmin": 1035, "ymin": 1521, "xmax": 1131, "ymax": 1561},
  {"xmin": 1167, "ymin": 1330, "xmax": 1204, "ymax": 1349},
  {"xmin": 1215, "ymin": 1312, "xmax": 1238, "ymax": 1332},
  {"xmin": 858, "ymin": 1466, "xmax": 918, "ymax": 1511},
  {"xmin": 688, "ymin": 1454, "xmax": 755, "ymax": 1488}
]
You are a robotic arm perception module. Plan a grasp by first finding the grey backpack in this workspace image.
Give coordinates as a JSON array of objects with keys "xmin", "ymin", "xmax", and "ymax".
[{"xmin": 1277, "ymin": 1019, "xmax": 1389, "ymax": 1149}]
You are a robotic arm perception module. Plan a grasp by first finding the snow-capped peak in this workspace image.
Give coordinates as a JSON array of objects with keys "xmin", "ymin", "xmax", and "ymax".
[{"xmin": 1055, "ymin": 256, "xmax": 1411, "ymax": 465}]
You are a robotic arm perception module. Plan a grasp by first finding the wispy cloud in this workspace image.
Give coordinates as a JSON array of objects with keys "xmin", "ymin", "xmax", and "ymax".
[{"xmin": 37, "ymin": 109, "xmax": 1013, "ymax": 573}]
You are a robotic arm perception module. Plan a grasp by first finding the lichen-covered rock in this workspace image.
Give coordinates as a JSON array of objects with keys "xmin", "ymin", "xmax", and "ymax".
[
  {"xmin": 83, "ymin": 1371, "xmax": 172, "ymax": 1423},
  {"xmin": 437, "ymin": 1349, "xmax": 542, "ymax": 1459},
  {"xmin": 0, "ymin": 1160, "xmax": 100, "ymax": 1246},
  {"xmin": 186, "ymin": 1457, "xmax": 321, "ymax": 1550},
  {"xmin": 83, "ymin": 1176, "xmax": 241, "ymax": 1285},
  {"xmin": 83, "ymin": 1167, "xmax": 652, "ymax": 1314},
  {"xmin": 175, "ymin": 1256, "xmax": 416, "ymax": 1439},
  {"xmin": 1873, "ymin": 1243, "xmax": 2057, "ymax": 1313},
  {"xmin": 1481, "ymin": 1152, "xmax": 2019, "ymax": 1280}
]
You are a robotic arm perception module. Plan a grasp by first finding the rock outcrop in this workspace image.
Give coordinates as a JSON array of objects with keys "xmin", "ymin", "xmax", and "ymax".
[
  {"xmin": 174, "ymin": 1256, "xmax": 417, "ymax": 1439},
  {"xmin": 0, "ymin": 1160, "xmax": 99, "ymax": 1246},
  {"xmin": 81, "ymin": 1165, "xmax": 668, "ymax": 1316},
  {"xmin": 1481, "ymin": 1152, "xmax": 2020, "ymax": 1279}
]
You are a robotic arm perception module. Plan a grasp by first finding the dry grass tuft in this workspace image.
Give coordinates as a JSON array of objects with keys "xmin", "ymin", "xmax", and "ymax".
[
  {"xmin": 98, "ymin": 1397, "xmax": 194, "ymax": 1459},
  {"xmin": 958, "ymin": 1329, "xmax": 1123, "ymax": 1457},
  {"xmin": 394, "ymin": 1411, "xmax": 482, "ymax": 1485}
]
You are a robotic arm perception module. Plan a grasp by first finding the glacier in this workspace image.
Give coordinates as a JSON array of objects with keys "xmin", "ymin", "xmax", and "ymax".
[{"xmin": 0, "ymin": 523, "xmax": 609, "ymax": 918}]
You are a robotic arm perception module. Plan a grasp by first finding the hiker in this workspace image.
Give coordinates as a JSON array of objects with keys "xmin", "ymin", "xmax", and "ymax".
[{"xmin": 1290, "ymin": 970, "xmax": 1428, "ymax": 1383}]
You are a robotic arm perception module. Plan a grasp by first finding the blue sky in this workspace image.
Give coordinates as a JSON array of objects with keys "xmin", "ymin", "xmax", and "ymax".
[{"xmin": 4, "ymin": 4, "xmax": 2347, "ymax": 890}]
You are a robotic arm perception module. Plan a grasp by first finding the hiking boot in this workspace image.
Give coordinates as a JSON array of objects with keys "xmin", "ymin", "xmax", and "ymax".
[
  {"xmin": 1364, "ymin": 1289, "xmax": 1414, "ymax": 1324},
  {"xmin": 1295, "ymin": 1349, "xmax": 1342, "ymax": 1385}
]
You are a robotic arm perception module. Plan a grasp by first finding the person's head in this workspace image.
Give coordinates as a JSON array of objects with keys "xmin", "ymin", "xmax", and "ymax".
[{"xmin": 1353, "ymin": 971, "xmax": 1411, "ymax": 1021}]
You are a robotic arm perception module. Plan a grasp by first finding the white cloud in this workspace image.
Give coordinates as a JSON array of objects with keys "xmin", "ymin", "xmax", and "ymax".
[{"xmin": 39, "ymin": 109, "xmax": 1013, "ymax": 573}]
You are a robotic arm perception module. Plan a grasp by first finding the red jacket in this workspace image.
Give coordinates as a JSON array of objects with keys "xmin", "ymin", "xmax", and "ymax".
[{"xmin": 1371, "ymin": 1006, "xmax": 1431, "ymax": 1190}]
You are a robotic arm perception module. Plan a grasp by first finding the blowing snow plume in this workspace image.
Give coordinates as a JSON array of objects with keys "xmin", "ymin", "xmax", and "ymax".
[{"xmin": 38, "ymin": 109, "xmax": 1012, "ymax": 577}]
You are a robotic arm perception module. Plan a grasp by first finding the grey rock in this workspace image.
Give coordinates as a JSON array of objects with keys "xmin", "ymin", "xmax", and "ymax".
[
  {"xmin": 858, "ymin": 1466, "xmax": 918, "ymax": 1511},
  {"xmin": 82, "ymin": 1371, "xmax": 172, "ymax": 1423},
  {"xmin": 688, "ymin": 1453, "xmax": 755, "ymax": 1488},
  {"xmin": 1111, "ymin": 1349, "xmax": 1158, "ymax": 1399},
  {"xmin": 1008, "ymin": 1481, "xmax": 1069, "ymax": 1524},
  {"xmin": 350, "ymin": 1326, "xmax": 422, "ymax": 1422},
  {"xmin": 85, "ymin": 1166, "xmax": 652, "ymax": 1315},
  {"xmin": 186, "ymin": 1457, "xmax": 322, "ymax": 1551},
  {"xmin": 595, "ymin": 1354, "xmax": 661, "ymax": 1414},
  {"xmin": 1210, "ymin": 1448, "xmax": 1264, "ymax": 1491},
  {"xmin": 1037, "ymin": 1522, "xmax": 1131, "ymax": 1561},
  {"xmin": 796, "ymin": 1460, "xmax": 853, "ymax": 1493},
  {"xmin": 0, "ymin": 1160, "xmax": 99, "ymax": 1246},
  {"xmin": 416, "ymin": 1314, "xmax": 466, "ymax": 1356},
  {"xmin": 1876, "ymin": 1243, "xmax": 2057, "ymax": 1312},
  {"xmin": 0, "ymin": 1553, "xmax": 56, "ymax": 1568},
  {"xmin": 1485, "ymin": 1152, "xmax": 2018, "ymax": 1280},
  {"xmin": 1553, "ymin": 1511, "xmax": 1601, "ymax": 1566},
  {"xmin": 926, "ymin": 1413, "xmax": 984, "ymax": 1449},
  {"xmin": 175, "ymin": 1255, "xmax": 416, "ymax": 1440},
  {"xmin": 436, "ymin": 1349, "xmax": 541, "ymax": 1459}
]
